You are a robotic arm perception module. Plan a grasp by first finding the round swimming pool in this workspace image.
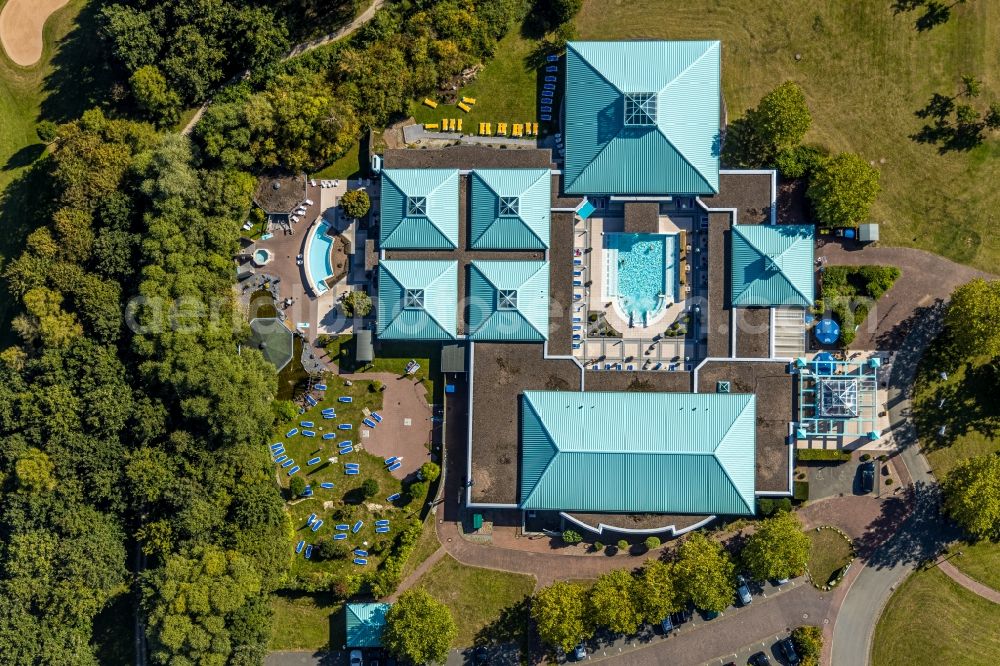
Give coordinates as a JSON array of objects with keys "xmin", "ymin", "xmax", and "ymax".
[{"xmin": 252, "ymin": 248, "xmax": 272, "ymax": 267}]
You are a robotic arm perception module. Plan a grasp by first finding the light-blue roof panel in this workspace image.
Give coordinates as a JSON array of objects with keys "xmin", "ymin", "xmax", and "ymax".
[
  {"xmin": 377, "ymin": 260, "xmax": 458, "ymax": 339},
  {"xmin": 470, "ymin": 169, "xmax": 551, "ymax": 250},
  {"xmin": 345, "ymin": 603, "xmax": 389, "ymax": 648},
  {"xmin": 731, "ymin": 224, "xmax": 815, "ymax": 307},
  {"xmin": 468, "ymin": 261, "xmax": 549, "ymax": 341},
  {"xmin": 380, "ymin": 169, "xmax": 460, "ymax": 249}
]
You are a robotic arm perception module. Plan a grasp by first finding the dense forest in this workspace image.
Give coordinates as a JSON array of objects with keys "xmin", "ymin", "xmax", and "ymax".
[{"xmin": 0, "ymin": 0, "xmax": 529, "ymax": 663}]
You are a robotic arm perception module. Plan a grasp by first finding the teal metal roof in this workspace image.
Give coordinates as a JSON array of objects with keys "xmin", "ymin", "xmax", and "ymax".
[
  {"xmin": 564, "ymin": 41, "xmax": 721, "ymax": 195},
  {"xmin": 470, "ymin": 169, "xmax": 551, "ymax": 249},
  {"xmin": 377, "ymin": 260, "xmax": 458, "ymax": 339},
  {"xmin": 731, "ymin": 225, "xmax": 815, "ymax": 307},
  {"xmin": 345, "ymin": 603, "xmax": 389, "ymax": 648},
  {"xmin": 468, "ymin": 261, "xmax": 549, "ymax": 341},
  {"xmin": 380, "ymin": 169, "xmax": 460, "ymax": 249},
  {"xmin": 520, "ymin": 391, "xmax": 756, "ymax": 516}
]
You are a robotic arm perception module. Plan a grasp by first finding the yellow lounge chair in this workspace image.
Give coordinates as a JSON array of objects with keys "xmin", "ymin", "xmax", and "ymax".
[
  {"xmin": 424, "ymin": 123, "xmax": 439, "ymax": 131},
  {"xmin": 450, "ymin": 118, "xmax": 458, "ymax": 131},
  {"xmin": 423, "ymin": 98, "xmax": 438, "ymax": 109},
  {"xmin": 457, "ymin": 119, "xmax": 463, "ymax": 132},
  {"xmin": 497, "ymin": 122, "xmax": 507, "ymax": 136},
  {"xmin": 532, "ymin": 122, "xmax": 539, "ymax": 136},
  {"xmin": 485, "ymin": 123, "xmax": 492, "ymax": 135},
  {"xmin": 462, "ymin": 96, "xmax": 477, "ymax": 105},
  {"xmin": 512, "ymin": 124, "xmax": 522, "ymax": 137},
  {"xmin": 478, "ymin": 122, "xmax": 485, "ymax": 135},
  {"xmin": 457, "ymin": 102, "xmax": 471, "ymax": 113}
]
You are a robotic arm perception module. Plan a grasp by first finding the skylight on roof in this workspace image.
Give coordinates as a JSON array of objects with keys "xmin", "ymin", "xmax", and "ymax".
[
  {"xmin": 499, "ymin": 196, "xmax": 519, "ymax": 217},
  {"xmin": 403, "ymin": 288, "xmax": 425, "ymax": 309},
  {"xmin": 406, "ymin": 196, "xmax": 427, "ymax": 216},
  {"xmin": 624, "ymin": 92, "xmax": 657, "ymax": 126},
  {"xmin": 498, "ymin": 289, "xmax": 518, "ymax": 310}
]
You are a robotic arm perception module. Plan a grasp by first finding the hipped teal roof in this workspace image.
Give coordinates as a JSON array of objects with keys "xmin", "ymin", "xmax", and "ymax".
[
  {"xmin": 520, "ymin": 391, "xmax": 756, "ymax": 516},
  {"xmin": 468, "ymin": 261, "xmax": 550, "ymax": 341},
  {"xmin": 731, "ymin": 224, "xmax": 815, "ymax": 307},
  {"xmin": 564, "ymin": 41, "xmax": 721, "ymax": 195},
  {"xmin": 470, "ymin": 169, "xmax": 551, "ymax": 249},
  {"xmin": 380, "ymin": 169, "xmax": 459, "ymax": 248},
  {"xmin": 345, "ymin": 603, "xmax": 389, "ymax": 648},
  {"xmin": 377, "ymin": 260, "xmax": 458, "ymax": 339}
]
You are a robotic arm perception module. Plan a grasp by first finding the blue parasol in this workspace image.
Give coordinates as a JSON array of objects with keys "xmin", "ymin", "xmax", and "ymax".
[{"xmin": 815, "ymin": 318, "xmax": 840, "ymax": 345}]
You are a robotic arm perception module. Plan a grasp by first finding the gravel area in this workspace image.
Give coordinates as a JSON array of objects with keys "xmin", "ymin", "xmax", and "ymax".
[
  {"xmin": 383, "ymin": 145, "xmax": 554, "ymax": 169},
  {"xmin": 701, "ymin": 172, "xmax": 774, "ymax": 225},
  {"xmin": 706, "ymin": 211, "xmax": 733, "ymax": 357},
  {"xmin": 735, "ymin": 307, "xmax": 771, "ymax": 358}
]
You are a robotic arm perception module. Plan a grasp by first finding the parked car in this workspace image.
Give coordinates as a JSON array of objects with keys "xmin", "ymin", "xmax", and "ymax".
[
  {"xmin": 749, "ymin": 651, "xmax": 771, "ymax": 665},
  {"xmin": 349, "ymin": 650, "xmax": 363, "ymax": 666},
  {"xmin": 660, "ymin": 614, "xmax": 674, "ymax": 634},
  {"xmin": 703, "ymin": 609, "xmax": 720, "ymax": 620},
  {"xmin": 779, "ymin": 637, "xmax": 800, "ymax": 665},
  {"xmin": 736, "ymin": 575, "xmax": 753, "ymax": 605},
  {"xmin": 573, "ymin": 644, "xmax": 587, "ymax": 660},
  {"xmin": 860, "ymin": 460, "xmax": 876, "ymax": 493}
]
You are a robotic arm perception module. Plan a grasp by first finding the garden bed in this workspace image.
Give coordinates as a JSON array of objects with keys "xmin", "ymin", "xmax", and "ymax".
[
  {"xmin": 817, "ymin": 265, "xmax": 900, "ymax": 346},
  {"xmin": 806, "ymin": 526, "xmax": 855, "ymax": 589}
]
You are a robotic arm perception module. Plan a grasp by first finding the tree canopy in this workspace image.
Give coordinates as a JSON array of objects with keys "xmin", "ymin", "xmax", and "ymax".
[
  {"xmin": 531, "ymin": 581, "xmax": 589, "ymax": 651},
  {"xmin": 942, "ymin": 454, "xmax": 1000, "ymax": 540},
  {"xmin": 944, "ymin": 279, "xmax": 1000, "ymax": 359},
  {"xmin": 741, "ymin": 512, "xmax": 810, "ymax": 581},
  {"xmin": 383, "ymin": 589, "xmax": 457, "ymax": 665},
  {"xmin": 586, "ymin": 569, "xmax": 642, "ymax": 635},
  {"xmin": 635, "ymin": 560, "xmax": 681, "ymax": 624},
  {"xmin": 723, "ymin": 81, "xmax": 812, "ymax": 168},
  {"xmin": 673, "ymin": 532, "xmax": 736, "ymax": 613},
  {"xmin": 806, "ymin": 152, "xmax": 881, "ymax": 228},
  {"xmin": 340, "ymin": 189, "xmax": 371, "ymax": 219}
]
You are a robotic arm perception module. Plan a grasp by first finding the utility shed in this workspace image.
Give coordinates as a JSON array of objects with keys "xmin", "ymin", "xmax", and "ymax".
[
  {"xmin": 858, "ymin": 223, "xmax": 879, "ymax": 243},
  {"xmin": 520, "ymin": 391, "xmax": 757, "ymax": 516},
  {"xmin": 345, "ymin": 603, "xmax": 389, "ymax": 648},
  {"xmin": 355, "ymin": 329, "xmax": 374, "ymax": 364},
  {"xmin": 441, "ymin": 343, "xmax": 466, "ymax": 373}
]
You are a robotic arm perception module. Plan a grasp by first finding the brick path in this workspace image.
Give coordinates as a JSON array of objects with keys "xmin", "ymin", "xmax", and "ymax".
[
  {"xmin": 937, "ymin": 560, "xmax": 1000, "ymax": 604},
  {"xmin": 387, "ymin": 545, "xmax": 447, "ymax": 602}
]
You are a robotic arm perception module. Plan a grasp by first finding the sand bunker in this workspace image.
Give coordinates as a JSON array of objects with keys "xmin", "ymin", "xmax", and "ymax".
[{"xmin": 0, "ymin": 0, "xmax": 69, "ymax": 67}]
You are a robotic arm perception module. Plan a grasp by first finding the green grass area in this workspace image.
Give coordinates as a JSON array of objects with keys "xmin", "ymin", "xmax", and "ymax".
[
  {"xmin": 272, "ymin": 372, "xmax": 414, "ymax": 580},
  {"xmin": 872, "ymin": 567, "xmax": 1000, "ymax": 666},
  {"xmin": 797, "ymin": 449, "xmax": 852, "ymax": 462},
  {"xmin": 408, "ymin": 29, "xmax": 544, "ymax": 135},
  {"xmin": 417, "ymin": 554, "xmax": 535, "ymax": 648},
  {"xmin": 329, "ymin": 336, "xmax": 442, "ymax": 406},
  {"xmin": 807, "ymin": 528, "xmax": 853, "ymax": 587},
  {"xmin": 270, "ymin": 591, "xmax": 342, "ymax": 650},
  {"xmin": 313, "ymin": 138, "xmax": 363, "ymax": 180},
  {"xmin": 573, "ymin": 0, "xmax": 1000, "ymax": 271},
  {"xmin": 399, "ymin": 516, "xmax": 441, "ymax": 580},
  {"xmin": 944, "ymin": 541, "xmax": 1000, "ymax": 593}
]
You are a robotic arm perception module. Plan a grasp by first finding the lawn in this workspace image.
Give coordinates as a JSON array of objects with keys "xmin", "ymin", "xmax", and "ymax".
[
  {"xmin": 329, "ymin": 335, "xmax": 443, "ymax": 406},
  {"xmin": 944, "ymin": 541, "xmax": 1000, "ymax": 593},
  {"xmin": 417, "ymin": 554, "xmax": 535, "ymax": 648},
  {"xmin": 574, "ymin": 0, "xmax": 1000, "ymax": 271},
  {"xmin": 312, "ymin": 138, "xmax": 363, "ymax": 180},
  {"xmin": 270, "ymin": 591, "xmax": 342, "ymax": 650},
  {"xmin": 807, "ymin": 528, "xmax": 853, "ymax": 587},
  {"xmin": 408, "ymin": 28, "xmax": 546, "ymax": 135},
  {"xmin": 872, "ymin": 567, "xmax": 1000, "ymax": 666},
  {"xmin": 399, "ymin": 515, "xmax": 441, "ymax": 580}
]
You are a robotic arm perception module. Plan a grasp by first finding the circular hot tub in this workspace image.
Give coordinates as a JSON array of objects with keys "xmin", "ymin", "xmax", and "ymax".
[{"xmin": 252, "ymin": 248, "xmax": 272, "ymax": 267}]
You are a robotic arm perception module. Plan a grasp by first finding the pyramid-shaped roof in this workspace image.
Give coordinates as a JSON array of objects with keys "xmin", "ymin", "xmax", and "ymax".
[
  {"xmin": 467, "ymin": 261, "xmax": 549, "ymax": 341},
  {"xmin": 248, "ymin": 318, "xmax": 294, "ymax": 371},
  {"xmin": 377, "ymin": 260, "xmax": 457, "ymax": 339},
  {"xmin": 345, "ymin": 603, "xmax": 389, "ymax": 648},
  {"xmin": 731, "ymin": 224, "xmax": 815, "ymax": 307},
  {"xmin": 380, "ymin": 169, "xmax": 460, "ymax": 249},
  {"xmin": 564, "ymin": 41, "xmax": 721, "ymax": 195},
  {"xmin": 520, "ymin": 391, "xmax": 756, "ymax": 515},
  {"xmin": 469, "ymin": 169, "xmax": 551, "ymax": 249}
]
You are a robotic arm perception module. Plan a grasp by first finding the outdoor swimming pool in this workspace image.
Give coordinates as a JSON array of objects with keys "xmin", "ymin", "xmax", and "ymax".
[
  {"xmin": 604, "ymin": 233, "xmax": 678, "ymax": 325},
  {"xmin": 307, "ymin": 221, "xmax": 334, "ymax": 294}
]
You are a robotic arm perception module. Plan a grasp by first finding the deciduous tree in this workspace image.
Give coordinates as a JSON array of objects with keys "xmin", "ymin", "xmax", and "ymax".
[
  {"xmin": 383, "ymin": 589, "xmax": 456, "ymax": 665},
  {"xmin": 944, "ymin": 279, "xmax": 1000, "ymax": 358},
  {"xmin": 673, "ymin": 532, "xmax": 735, "ymax": 613},
  {"xmin": 741, "ymin": 512, "xmax": 810, "ymax": 582},
  {"xmin": 340, "ymin": 189, "xmax": 371, "ymax": 220},
  {"xmin": 635, "ymin": 559, "xmax": 681, "ymax": 624},
  {"xmin": 942, "ymin": 454, "xmax": 1000, "ymax": 540},
  {"xmin": 531, "ymin": 581, "xmax": 589, "ymax": 651},
  {"xmin": 587, "ymin": 569, "xmax": 642, "ymax": 635},
  {"xmin": 806, "ymin": 152, "xmax": 881, "ymax": 228}
]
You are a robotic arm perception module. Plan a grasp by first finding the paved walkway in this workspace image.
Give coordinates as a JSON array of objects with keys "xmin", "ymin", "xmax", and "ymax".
[
  {"xmin": 937, "ymin": 560, "xmax": 1000, "ymax": 604},
  {"xmin": 387, "ymin": 545, "xmax": 447, "ymax": 602}
]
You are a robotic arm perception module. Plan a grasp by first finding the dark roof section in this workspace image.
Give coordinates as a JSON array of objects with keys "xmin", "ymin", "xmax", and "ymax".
[
  {"xmin": 583, "ymin": 369, "xmax": 693, "ymax": 393},
  {"xmin": 699, "ymin": 172, "xmax": 773, "ymax": 225},
  {"xmin": 356, "ymin": 329, "xmax": 374, "ymax": 363},
  {"xmin": 253, "ymin": 172, "xmax": 307, "ymax": 215},
  {"xmin": 735, "ymin": 307, "xmax": 771, "ymax": 358},
  {"xmin": 547, "ymin": 212, "xmax": 576, "ymax": 355},
  {"xmin": 706, "ymin": 211, "xmax": 733, "ymax": 357},
  {"xmin": 624, "ymin": 202, "xmax": 660, "ymax": 233},
  {"xmin": 441, "ymin": 343, "xmax": 466, "ymax": 373},
  {"xmin": 696, "ymin": 360, "xmax": 793, "ymax": 493},
  {"xmin": 248, "ymin": 318, "xmax": 294, "ymax": 371},
  {"xmin": 470, "ymin": 342, "xmax": 580, "ymax": 505},
  {"xmin": 383, "ymin": 145, "xmax": 554, "ymax": 170},
  {"xmin": 551, "ymin": 174, "xmax": 585, "ymax": 210}
]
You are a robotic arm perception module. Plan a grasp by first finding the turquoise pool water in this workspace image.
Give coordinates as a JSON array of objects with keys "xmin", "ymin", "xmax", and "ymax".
[
  {"xmin": 308, "ymin": 222, "xmax": 334, "ymax": 294},
  {"xmin": 606, "ymin": 233, "xmax": 677, "ymax": 322}
]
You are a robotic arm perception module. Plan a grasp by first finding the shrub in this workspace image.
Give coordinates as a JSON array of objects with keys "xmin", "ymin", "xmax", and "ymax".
[
  {"xmin": 860, "ymin": 453, "xmax": 871, "ymax": 462},
  {"xmin": 759, "ymin": 498, "xmax": 793, "ymax": 516},
  {"xmin": 807, "ymin": 152, "xmax": 881, "ymax": 228},
  {"xmin": 341, "ymin": 290, "xmax": 372, "ymax": 318},
  {"xmin": 36, "ymin": 120, "xmax": 58, "ymax": 143},
  {"xmin": 316, "ymin": 538, "xmax": 351, "ymax": 561},
  {"xmin": 617, "ymin": 539, "xmax": 629, "ymax": 551},
  {"xmin": 407, "ymin": 481, "xmax": 429, "ymax": 505},
  {"xmin": 793, "ymin": 482, "xmax": 810, "ymax": 502},
  {"xmin": 885, "ymin": 478, "xmax": 894, "ymax": 486},
  {"xmin": 592, "ymin": 541, "xmax": 604, "ymax": 552},
  {"xmin": 361, "ymin": 478, "xmax": 379, "ymax": 499},
  {"xmin": 792, "ymin": 625, "xmax": 823, "ymax": 666},
  {"xmin": 340, "ymin": 189, "xmax": 371, "ymax": 219},
  {"xmin": 775, "ymin": 143, "xmax": 828, "ymax": 179},
  {"xmin": 797, "ymin": 449, "xmax": 851, "ymax": 462},
  {"xmin": 644, "ymin": 536, "xmax": 661, "ymax": 551},
  {"xmin": 419, "ymin": 462, "xmax": 440, "ymax": 482},
  {"xmin": 271, "ymin": 400, "xmax": 297, "ymax": 423},
  {"xmin": 368, "ymin": 380, "xmax": 383, "ymax": 393},
  {"xmin": 288, "ymin": 476, "xmax": 307, "ymax": 497},
  {"xmin": 561, "ymin": 529, "xmax": 582, "ymax": 545}
]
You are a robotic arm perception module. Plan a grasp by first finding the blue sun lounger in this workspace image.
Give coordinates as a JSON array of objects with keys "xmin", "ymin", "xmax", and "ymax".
[
  {"xmin": 286, "ymin": 428, "xmax": 299, "ymax": 437},
  {"xmin": 387, "ymin": 493, "xmax": 401, "ymax": 502},
  {"xmin": 545, "ymin": 75, "xmax": 557, "ymax": 82},
  {"xmin": 301, "ymin": 486, "xmax": 312, "ymax": 496},
  {"xmin": 339, "ymin": 446, "xmax": 353, "ymax": 455},
  {"xmin": 374, "ymin": 520, "xmax": 389, "ymax": 527},
  {"xmin": 338, "ymin": 424, "xmax": 352, "ymax": 430},
  {"xmin": 322, "ymin": 414, "xmax": 336, "ymax": 420},
  {"xmin": 274, "ymin": 455, "xmax": 288, "ymax": 464},
  {"xmin": 338, "ymin": 396, "xmax": 353, "ymax": 403},
  {"xmin": 272, "ymin": 446, "xmax": 285, "ymax": 454},
  {"xmin": 322, "ymin": 407, "xmax": 336, "ymax": 413},
  {"xmin": 287, "ymin": 466, "xmax": 300, "ymax": 475},
  {"xmin": 546, "ymin": 64, "xmax": 558, "ymax": 71},
  {"xmin": 345, "ymin": 462, "xmax": 359, "ymax": 468},
  {"xmin": 311, "ymin": 520, "xmax": 323, "ymax": 532},
  {"xmin": 384, "ymin": 456, "xmax": 398, "ymax": 465},
  {"xmin": 352, "ymin": 520, "xmax": 363, "ymax": 533},
  {"xmin": 547, "ymin": 54, "xmax": 559, "ymax": 62},
  {"xmin": 346, "ymin": 469, "xmax": 359, "ymax": 475},
  {"xmin": 281, "ymin": 459, "xmax": 294, "ymax": 468},
  {"xmin": 541, "ymin": 106, "xmax": 552, "ymax": 113},
  {"xmin": 340, "ymin": 441, "xmax": 351, "ymax": 447},
  {"xmin": 320, "ymin": 482, "xmax": 334, "ymax": 489},
  {"xmin": 375, "ymin": 527, "xmax": 390, "ymax": 534},
  {"xmin": 303, "ymin": 430, "xmax": 316, "ymax": 437},
  {"xmin": 304, "ymin": 544, "xmax": 313, "ymax": 559},
  {"xmin": 363, "ymin": 418, "xmax": 376, "ymax": 428},
  {"xmin": 543, "ymin": 83, "xmax": 555, "ymax": 90},
  {"xmin": 333, "ymin": 533, "xmax": 347, "ymax": 540},
  {"xmin": 300, "ymin": 421, "xmax": 314, "ymax": 428},
  {"xmin": 307, "ymin": 513, "xmax": 316, "ymax": 525},
  {"xmin": 296, "ymin": 540, "xmax": 305, "ymax": 553},
  {"xmin": 336, "ymin": 524, "xmax": 349, "ymax": 530},
  {"xmin": 371, "ymin": 412, "xmax": 383, "ymax": 423},
  {"xmin": 353, "ymin": 558, "xmax": 367, "ymax": 565},
  {"xmin": 307, "ymin": 457, "xmax": 321, "ymax": 465},
  {"xmin": 354, "ymin": 549, "xmax": 368, "ymax": 557},
  {"xmin": 322, "ymin": 433, "xmax": 336, "ymax": 440},
  {"xmin": 270, "ymin": 443, "xmax": 284, "ymax": 451},
  {"xmin": 315, "ymin": 384, "xmax": 327, "ymax": 391},
  {"xmin": 388, "ymin": 462, "xmax": 401, "ymax": 472},
  {"xmin": 305, "ymin": 395, "xmax": 317, "ymax": 407},
  {"xmin": 541, "ymin": 114, "xmax": 552, "ymax": 121}
]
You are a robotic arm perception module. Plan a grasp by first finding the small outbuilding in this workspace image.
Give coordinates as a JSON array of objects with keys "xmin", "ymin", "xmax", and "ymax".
[
  {"xmin": 248, "ymin": 318, "xmax": 294, "ymax": 371},
  {"xmin": 858, "ymin": 223, "xmax": 880, "ymax": 243},
  {"xmin": 345, "ymin": 603, "xmax": 390, "ymax": 649},
  {"xmin": 356, "ymin": 329, "xmax": 374, "ymax": 365}
]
